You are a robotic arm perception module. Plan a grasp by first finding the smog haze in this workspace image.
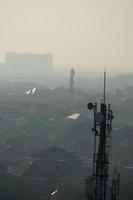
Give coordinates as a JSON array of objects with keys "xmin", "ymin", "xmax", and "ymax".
[{"xmin": 0, "ymin": 0, "xmax": 133, "ymax": 74}]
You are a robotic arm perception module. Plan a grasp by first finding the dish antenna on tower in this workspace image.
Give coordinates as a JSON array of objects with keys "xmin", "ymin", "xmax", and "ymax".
[{"xmin": 86, "ymin": 71, "xmax": 120, "ymax": 200}]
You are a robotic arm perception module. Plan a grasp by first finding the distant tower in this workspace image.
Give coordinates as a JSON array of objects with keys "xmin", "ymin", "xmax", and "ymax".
[{"xmin": 70, "ymin": 68, "xmax": 75, "ymax": 97}]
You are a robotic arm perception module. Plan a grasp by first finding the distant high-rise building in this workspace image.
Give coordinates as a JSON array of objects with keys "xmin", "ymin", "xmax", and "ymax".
[
  {"xmin": 70, "ymin": 68, "xmax": 75, "ymax": 97},
  {"xmin": 0, "ymin": 52, "xmax": 53, "ymax": 75}
]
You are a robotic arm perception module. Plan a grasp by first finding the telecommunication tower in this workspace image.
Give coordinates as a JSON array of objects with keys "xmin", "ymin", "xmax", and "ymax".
[
  {"xmin": 70, "ymin": 68, "xmax": 75, "ymax": 97},
  {"xmin": 86, "ymin": 71, "xmax": 120, "ymax": 200}
]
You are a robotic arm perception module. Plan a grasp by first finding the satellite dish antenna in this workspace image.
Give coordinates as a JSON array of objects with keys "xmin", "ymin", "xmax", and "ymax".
[{"xmin": 87, "ymin": 103, "xmax": 94, "ymax": 110}]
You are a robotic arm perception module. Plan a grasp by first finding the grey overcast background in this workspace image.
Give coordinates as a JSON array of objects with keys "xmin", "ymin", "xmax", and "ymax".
[{"xmin": 0, "ymin": 0, "xmax": 133, "ymax": 73}]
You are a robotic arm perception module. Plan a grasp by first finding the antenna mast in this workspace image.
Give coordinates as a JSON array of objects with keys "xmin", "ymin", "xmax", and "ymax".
[
  {"xmin": 103, "ymin": 70, "xmax": 106, "ymax": 104},
  {"xmin": 86, "ymin": 72, "xmax": 120, "ymax": 200}
]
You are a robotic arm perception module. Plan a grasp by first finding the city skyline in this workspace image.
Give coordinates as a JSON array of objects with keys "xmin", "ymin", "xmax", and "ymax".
[{"xmin": 0, "ymin": 0, "xmax": 133, "ymax": 73}]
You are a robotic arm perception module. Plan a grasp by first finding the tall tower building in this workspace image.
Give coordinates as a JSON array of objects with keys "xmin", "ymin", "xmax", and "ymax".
[{"xmin": 70, "ymin": 68, "xmax": 75, "ymax": 97}]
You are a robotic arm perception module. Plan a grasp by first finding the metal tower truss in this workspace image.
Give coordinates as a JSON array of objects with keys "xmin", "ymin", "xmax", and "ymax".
[{"xmin": 86, "ymin": 73, "xmax": 120, "ymax": 200}]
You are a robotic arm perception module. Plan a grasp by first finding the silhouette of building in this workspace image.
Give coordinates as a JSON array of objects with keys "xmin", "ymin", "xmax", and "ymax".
[
  {"xmin": 70, "ymin": 68, "xmax": 75, "ymax": 97},
  {"xmin": 0, "ymin": 52, "xmax": 53, "ymax": 75}
]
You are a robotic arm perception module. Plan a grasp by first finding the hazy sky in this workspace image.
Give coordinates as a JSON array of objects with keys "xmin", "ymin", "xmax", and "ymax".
[{"xmin": 0, "ymin": 0, "xmax": 133, "ymax": 72}]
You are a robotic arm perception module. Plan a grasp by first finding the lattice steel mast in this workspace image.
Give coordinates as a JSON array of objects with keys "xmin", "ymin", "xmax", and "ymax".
[{"xmin": 86, "ymin": 71, "xmax": 120, "ymax": 200}]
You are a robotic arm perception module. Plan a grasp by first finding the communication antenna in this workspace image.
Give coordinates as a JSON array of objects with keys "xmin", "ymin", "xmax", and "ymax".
[
  {"xmin": 86, "ymin": 72, "xmax": 120, "ymax": 200},
  {"xmin": 103, "ymin": 68, "xmax": 106, "ymax": 104}
]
